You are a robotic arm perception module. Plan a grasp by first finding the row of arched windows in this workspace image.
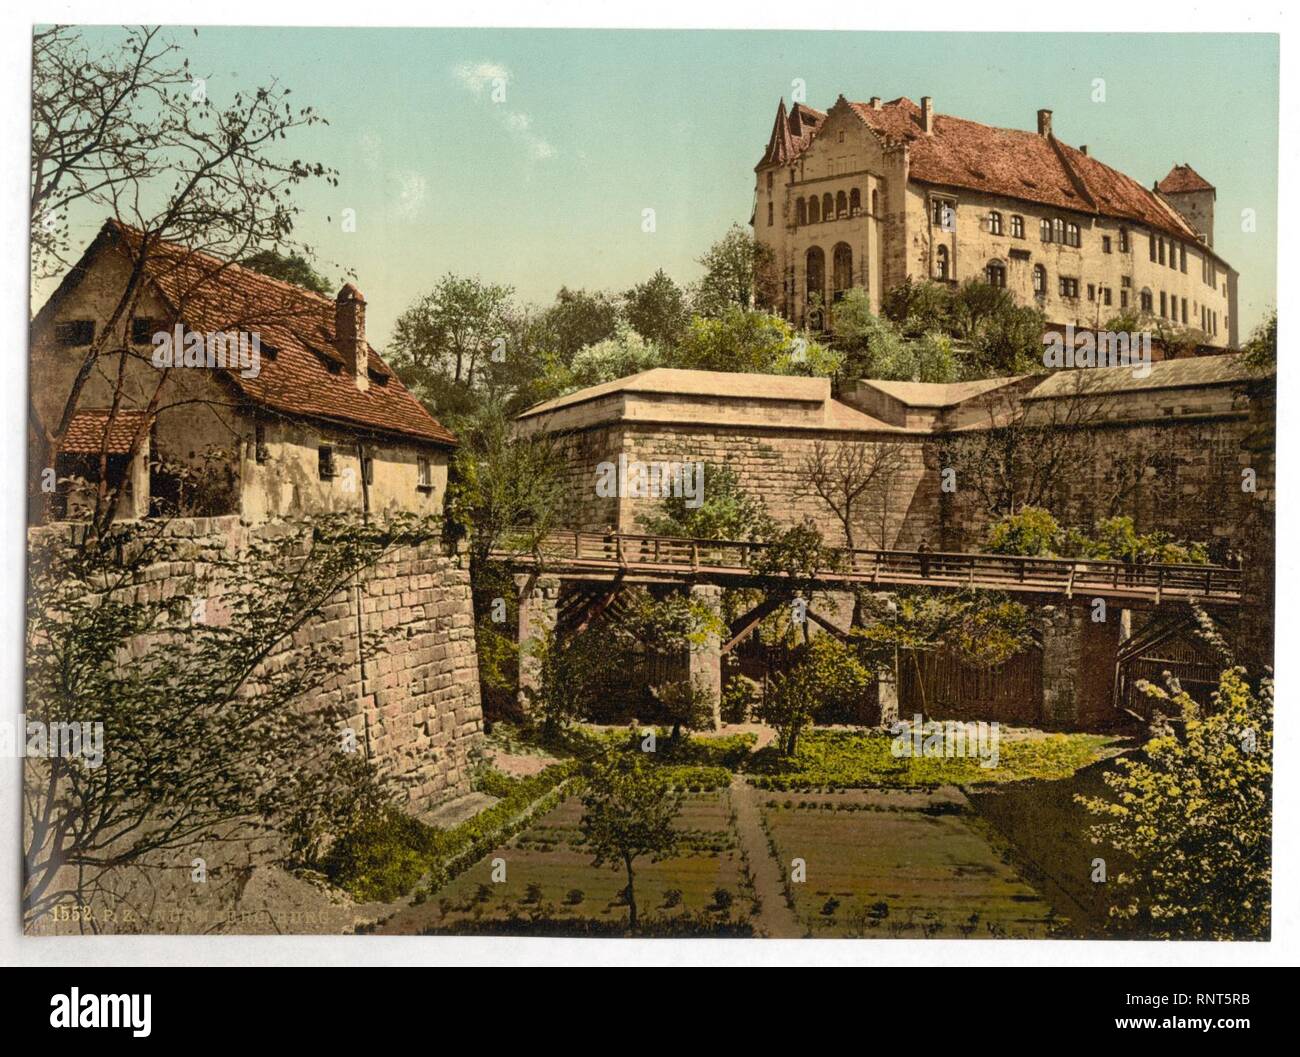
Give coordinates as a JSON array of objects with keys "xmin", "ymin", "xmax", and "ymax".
[{"xmin": 795, "ymin": 188, "xmax": 879, "ymax": 226}]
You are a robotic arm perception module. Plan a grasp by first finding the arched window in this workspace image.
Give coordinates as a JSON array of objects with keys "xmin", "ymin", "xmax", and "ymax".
[
  {"xmin": 836, "ymin": 191, "xmax": 848, "ymax": 218},
  {"xmin": 935, "ymin": 245, "xmax": 950, "ymax": 281},
  {"xmin": 1040, "ymin": 218, "xmax": 1053, "ymax": 243},
  {"xmin": 797, "ymin": 199, "xmax": 807, "ymax": 226},
  {"xmin": 808, "ymin": 196, "xmax": 820, "ymax": 224},
  {"xmin": 832, "ymin": 243, "xmax": 853, "ymax": 300},
  {"xmin": 1066, "ymin": 222, "xmax": 1080, "ymax": 247},
  {"xmin": 805, "ymin": 247, "xmax": 825, "ymax": 306},
  {"xmin": 1033, "ymin": 265, "xmax": 1046, "ymax": 297},
  {"xmin": 871, "ymin": 189, "xmax": 879, "ymax": 215},
  {"xmin": 822, "ymin": 192, "xmax": 833, "ymax": 221},
  {"xmin": 850, "ymin": 188, "xmax": 861, "ymax": 215},
  {"xmin": 1010, "ymin": 214, "xmax": 1025, "ymax": 239},
  {"xmin": 985, "ymin": 260, "xmax": 1007, "ymax": 289},
  {"xmin": 988, "ymin": 210, "xmax": 1003, "ymax": 236}
]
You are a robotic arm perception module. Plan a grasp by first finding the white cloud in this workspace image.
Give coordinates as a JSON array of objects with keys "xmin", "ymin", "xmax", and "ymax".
[{"xmin": 452, "ymin": 59, "xmax": 556, "ymax": 162}]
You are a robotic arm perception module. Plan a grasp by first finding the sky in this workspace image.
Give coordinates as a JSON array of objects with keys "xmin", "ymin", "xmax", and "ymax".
[{"xmin": 44, "ymin": 27, "xmax": 1279, "ymax": 348}]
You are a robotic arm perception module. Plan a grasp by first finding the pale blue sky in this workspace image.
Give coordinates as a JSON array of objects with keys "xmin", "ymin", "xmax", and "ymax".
[{"xmin": 47, "ymin": 27, "xmax": 1279, "ymax": 346}]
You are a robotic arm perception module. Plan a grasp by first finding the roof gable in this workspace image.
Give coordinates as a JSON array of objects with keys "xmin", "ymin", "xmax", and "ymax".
[{"xmin": 55, "ymin": 222, "xmax": 454, "ymax": 447}]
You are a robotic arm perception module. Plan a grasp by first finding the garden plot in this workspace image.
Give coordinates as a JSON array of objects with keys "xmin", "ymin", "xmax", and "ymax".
[
  {"xmin": 390, "ymin": 790, "xmax": 756, "ymax": 935},
  {"xmin": 759, "ymin": 787, "xmax": 1063, "ymax": 938}
]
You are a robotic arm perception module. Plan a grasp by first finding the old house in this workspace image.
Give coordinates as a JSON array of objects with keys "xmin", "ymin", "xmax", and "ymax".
[
  {"xmin": 30, "ymin": 220, "xmax": 456, "ymax": 522},
  {"xmin": 753, "ymin": 96, "xmax": 1239, "ymax": 348}
]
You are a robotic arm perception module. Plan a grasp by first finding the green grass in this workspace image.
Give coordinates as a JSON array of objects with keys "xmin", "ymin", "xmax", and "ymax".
[{"xmin": 747, "ymin": 729, "xmax": 1118, "ymax": 790}]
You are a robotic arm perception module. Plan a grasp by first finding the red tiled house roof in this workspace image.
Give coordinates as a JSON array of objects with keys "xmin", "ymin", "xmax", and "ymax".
[
  {"xmin": 47, "ymin": 221, "xmax": 456, "ymax": 447},
  {"xmin": 764, "ymin": 96, "xmax": 1211, "ymax": 249},
  {"xmin": 1157, "ymin": 163, "xmax": 1215, "ymax": 195},
  {"xmin": 60, "ymin": 409, "xmax": 153, "ymax": 454}
]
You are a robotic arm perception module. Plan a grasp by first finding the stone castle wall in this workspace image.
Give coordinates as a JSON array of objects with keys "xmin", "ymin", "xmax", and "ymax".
[{"xmin": 28, "ymin": 515, "xmax": 483, "ymax": 812}]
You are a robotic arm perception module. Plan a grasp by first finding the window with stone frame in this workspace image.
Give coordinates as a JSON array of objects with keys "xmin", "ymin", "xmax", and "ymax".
[
  {"xmin": 988, "ymin": 210, "xmax": 1003, "ymax": 236},
  {"xmin": 1066, "ymin": 222, "xmax": 1080, "ymax": 247},
  {"xmin": 985, "ymin": 261, "xmax": 1007, "ymax": 288},
  {"xmin": 1010, "ymin": 214, "xmax": 1024, "ymax": 239},
  {"xmin": 1040, "ymin": 218, "xmax": 1053, "ymax": 243},
  {"xmin": 1058, "ymin": 276, "xmax": 1079, "ymax": 299},
  {"xmin": 417, "ymin": 455, "xmax": 433, "ymax": 490},
  {"xmin": 1032, "ymin": 264, "xmax": 1046, "ymax": 297},
  {"xmin": 1102, "ymin": 235, "xmax": 1112, "ymax": 254},
  {"xmin": 1140, "ymin": 288, "xmax": 1153, "ymax": 313},
  {"xmin": 1119, "ymin": 228, "xmax": 1130, "ymax": 253}
]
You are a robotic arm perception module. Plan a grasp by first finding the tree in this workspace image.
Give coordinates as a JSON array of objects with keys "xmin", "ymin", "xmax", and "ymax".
[
  {"xmin": 553, "ymin": 322, "xmax": 663, "ymax": 397},
  {"xmin": 668, "ymin": 306, "xmax": 834, "ymax": 375},
  {"xmin": 637, "ymin": 461, "xmax": 776, "ymax": 542},
  {"xmin": 389, "ymin": 274, "xmax": 515, "ymax": 419},
  {"xmin": 881, "ymin": 278, "xmax": 955, "ymax": 337},
  {"xmin": 652, "ymin": 675, "xmax": 718, "ymax": 745},
  {"xmin": 579, "ymin": 752, "xmax": 682, "ymax": 931},
  {"xmin": 22, "ymin": 513, "xmax": 434, "ymax": 927},
  {"xmin": 1241, "ymin": 309, "xmax": 1277, "ymax": 371},
  {"xmin": 747, "ymin": 520, "xmax": 846, "ymax": 644},
  {"xmin": 800, "ymin": 440, "xmax": 909, "ymax": 551},
  {"xmin": 1077, "ymin": 666, "xmax": 1272, "ymax": 939},
  {"xmin": 692, "ymin": 223, "xmax": 778, "ymax": 315},
  {"xmin": 538, "ymin": 286, "xmax": 621, "ymax": 360},
  {"xmin": 758, "ymin": 636, "xmax": 871, "ymax": 755},
  {"xmin": 624, "ymin": 269, "xmax": 690, "ymax": 348},
  {"xmin": 29, "ymin": 24, "xmax": 336, "ymax": 532},
  {"xmin": 241, "ymin": 248, "xmax": 332, "ymax": 295}
]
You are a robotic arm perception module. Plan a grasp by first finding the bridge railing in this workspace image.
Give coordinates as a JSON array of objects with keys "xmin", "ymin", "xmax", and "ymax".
[{"xmin": 502, "ymin": 530, "xmax": 1242, "ymax": 600}]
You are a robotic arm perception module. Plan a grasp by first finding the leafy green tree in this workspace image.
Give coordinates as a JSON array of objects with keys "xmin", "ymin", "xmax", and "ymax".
[
  {"xmin": 531, "ymin": 625, "xmax": 630, "ymax": 734},
  {"xmin": 972, "ymin": 301, "xmax": 1047, "ymax": 376},
  {"xmin": 637, "ymin": 462, "xmax": 776, "ymax": 541},
  {"xmin": 949, "ymin": 279, "xmax": 1014, "ymax": 341},
  {"xmin": 1241, "ymin": 309, "xmax": 1277, "ymax": 371},
  {"xmin": 539, "ymin": 286, "xmax": 621, "ymax": 360},
  {"xmin": 758, "ymin": 636, "xmax": 871, "ymax": 755},
  {"xmin": 241, "ymin": 248, "xmax": 332, "ymax": 295},
  {"xmin": 881, "ymin": 278, "xmax": 955, "ymax": 337},
  {"xmin": 1077, "ymin": 666, "xmax": 1272, "ymax": 939},
  {"xmin": 668, "ymin": 306, "xmax": 832, "ymax": 375},
  {"xmin": 984, "ymin": 507, "xmax": 1062, "ymax": 556},
  {"xmin": 389, "ymin": 274, "xmax": 516, "ymax": 428},
  {"xmin": 692, "ymin": 223, "xmax": 778, "ymax": 315},
  {"xmin": 652, "ymin": 675, "xmax": 718, "ymax": 745},
  {"xmin": 560, "ymin": 322, "xmax": 663, "ymax": 393},
  {"xmin": 624, "ymin": 269, "xmax": 690, "ymax": 348},
  {"xmin": 579, "ymin": 752, "xmax": 682, "ymax": 930}
]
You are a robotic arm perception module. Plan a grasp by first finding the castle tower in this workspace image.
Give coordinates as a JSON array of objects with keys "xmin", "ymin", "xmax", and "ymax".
[{"xmin": 1156, "ymin": 163, "xmax": 1216, "ymax": 248}]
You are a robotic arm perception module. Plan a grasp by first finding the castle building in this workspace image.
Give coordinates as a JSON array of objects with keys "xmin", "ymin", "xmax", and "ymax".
[{"xmin": 752, "ymin": 96, "xmax": 1239, "ymax": 349}]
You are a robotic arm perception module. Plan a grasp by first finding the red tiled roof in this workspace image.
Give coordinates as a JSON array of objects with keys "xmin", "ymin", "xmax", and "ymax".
[
  {"xmin": 60, "ymin": 409, "xmax": 152, "ymax": 454},
  {"xmin": 757, "ymin": 101, "xmax": 826, "ymax": 169},
  {"xmin": 1157, "ymin": 163, "xmax": 1215, "ymax": 195},
  {"xmin": 91, "ymin": 221, "xmax": 456, "ymax": 446},
  {"xmin": 770, "ymin": 96, "xmax": 1201, "ymax": 242}
]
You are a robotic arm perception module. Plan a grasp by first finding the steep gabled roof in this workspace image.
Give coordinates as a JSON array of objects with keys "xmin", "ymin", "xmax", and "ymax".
[
  {"xmin": 1157, "ymin": 163, "xmax": 1216, "ymax": 195},
  {"xmin": 757, "ymin": 100, "xmax": 825, "ymax": 169},
  {"xmin": 770, "ymin": 95, "xmax": 1207, "ymax": 245},
  {"xmin": 43, "ymin": 221, "xmax": 456, "ymax": 447}
]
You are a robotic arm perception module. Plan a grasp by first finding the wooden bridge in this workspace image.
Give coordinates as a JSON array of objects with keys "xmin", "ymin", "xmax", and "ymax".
[{"xmin": 493, "ymin": 529, "xmax": 1243, "ymax": 607}]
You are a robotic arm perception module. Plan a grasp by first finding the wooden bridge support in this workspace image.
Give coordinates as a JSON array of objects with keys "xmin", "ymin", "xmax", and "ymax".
[
  {"xmin": 689, "ymin": 583, "xmax": 724, "ymax": 730},
  {"xmin": 515, "ymin": 572, "xmax": 560, "ymax": 720}
]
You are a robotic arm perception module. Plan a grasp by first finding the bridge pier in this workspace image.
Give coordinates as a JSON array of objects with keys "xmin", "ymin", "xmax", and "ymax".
[
  {"xmin": 1039, "ymin": 603, "xmax": 1122, "ymax": 729},
  {"xmin": 515, "ymin": 572, "xmax": 560, "ymax": 720},
  {"xmin": 689, "ymin": 583, "xmax": 724, "ymax": 730}
]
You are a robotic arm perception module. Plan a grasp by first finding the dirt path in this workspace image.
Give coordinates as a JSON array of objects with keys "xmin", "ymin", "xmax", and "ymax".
[{"xmin": 729, "ymin": 776, "xmax": 803, "ymax": 938}]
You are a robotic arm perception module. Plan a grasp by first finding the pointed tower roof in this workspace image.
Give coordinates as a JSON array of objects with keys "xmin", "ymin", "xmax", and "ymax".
[
  {"xmin": 1157, "ymin": 163, "xmax": 1215, "ymax": 194},
  {"xmin": 758, "ymin": 98, "xmax": 795, "ymax": 168}
]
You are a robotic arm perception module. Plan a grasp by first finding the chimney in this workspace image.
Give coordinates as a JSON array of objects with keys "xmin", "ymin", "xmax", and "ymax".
[
  {"xmin": 921, "ymin": 96, "xmax": 934, "ymax": 134},
  {"xmin": 336, "ymin": 283, "xmax": 368, "ymax": 392},
  {"xmin": 1079, "ymin": 144, "xmax": 1088, "ymax": 156},
  {"xmin": 1037, "ymin": 108, "xmax": 1053, "ymax": 137},
  {"xmin": 869, "ymin": 96, "xmax": 882, "ymax": 110}
]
